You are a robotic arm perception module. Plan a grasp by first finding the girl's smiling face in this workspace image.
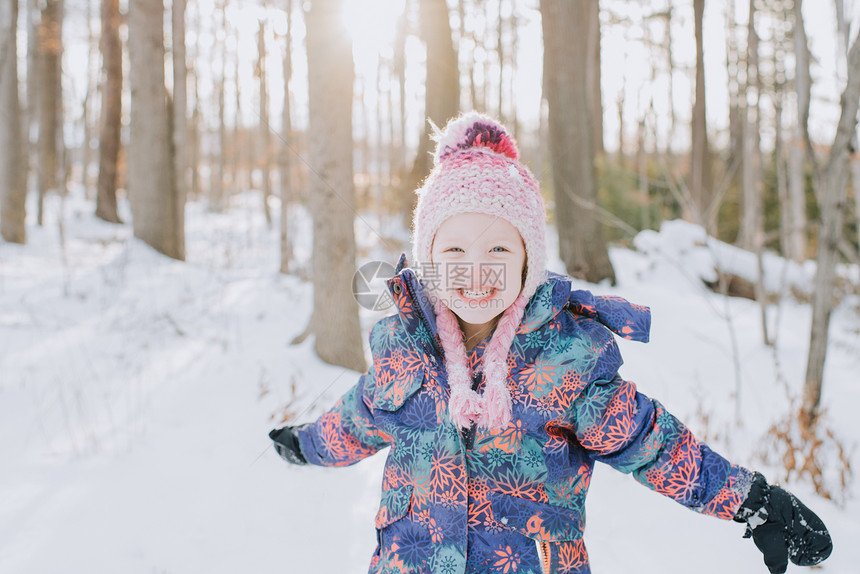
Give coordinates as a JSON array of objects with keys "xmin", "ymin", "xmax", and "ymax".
[{"xmin": 430, "ymin": 212, "xmax": 526, "ymax": 333}]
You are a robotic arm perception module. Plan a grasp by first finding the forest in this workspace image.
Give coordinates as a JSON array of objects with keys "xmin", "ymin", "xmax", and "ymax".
[{"xmin": 1, "ymin": 1, "xmax": 859, "ymax": 571}]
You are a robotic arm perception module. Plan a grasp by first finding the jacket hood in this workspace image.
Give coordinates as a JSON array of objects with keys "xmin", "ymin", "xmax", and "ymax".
[{"xmin": 386, "ymin": 253, "xmax": 651, "ymax": 360}]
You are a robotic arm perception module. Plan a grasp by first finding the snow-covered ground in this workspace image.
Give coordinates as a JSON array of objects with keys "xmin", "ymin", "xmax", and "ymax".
[{"xmin": 1, "ymin": 190, "xmax": 858, "ymax": 573}]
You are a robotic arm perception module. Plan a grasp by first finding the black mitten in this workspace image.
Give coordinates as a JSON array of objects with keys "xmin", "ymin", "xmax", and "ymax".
[
  {"xmin": 734, "ymin": 472, "xmax": 832, "ymax": 573},
  {"xmin": 268, "ymin": 425, "xmax": 307, "ymax": 465}
]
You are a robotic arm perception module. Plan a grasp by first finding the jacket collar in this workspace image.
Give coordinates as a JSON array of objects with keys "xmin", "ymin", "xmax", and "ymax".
[{"xmin": 521, "ymin": 272, "xmax": 651, "ymax": 343}]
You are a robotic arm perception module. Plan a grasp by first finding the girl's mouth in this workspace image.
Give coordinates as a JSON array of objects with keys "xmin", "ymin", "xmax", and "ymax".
[{"xmin": 458, "ymin": 287, "xmax": 497, "ymax": 301}]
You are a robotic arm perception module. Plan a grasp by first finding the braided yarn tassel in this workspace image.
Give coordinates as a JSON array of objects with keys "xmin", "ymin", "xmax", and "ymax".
[
  {"xmin": 479, "ymin": 294, "xmax": 528, "ymax": 430},
  {"xmin": 434, "ymin": 300, "xmax": 483, "ymax": 428}
]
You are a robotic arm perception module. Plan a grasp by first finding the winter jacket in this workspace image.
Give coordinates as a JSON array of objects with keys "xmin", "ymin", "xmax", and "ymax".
[{"xmin": 295, "ymin": 255, "xmax": 754, "ymax": 574}]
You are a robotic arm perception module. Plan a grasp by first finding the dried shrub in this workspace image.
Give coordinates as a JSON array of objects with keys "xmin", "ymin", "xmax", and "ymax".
[
  {"xmin": 259, "ymin": 371, "xmax": 303, "ymax": 425},
  {"xmin": 760, "ymin": 405, "xmax": 854, "ymax": 507}
]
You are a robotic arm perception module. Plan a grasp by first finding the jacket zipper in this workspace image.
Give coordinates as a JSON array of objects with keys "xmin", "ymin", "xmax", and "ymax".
[{"xmin": 535, "ymin": 540, "xmax": 552, "ymax": 574}]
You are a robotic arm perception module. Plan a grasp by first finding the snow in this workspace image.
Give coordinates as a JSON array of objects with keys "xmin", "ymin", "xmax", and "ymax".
[{"xmin": 1, "ymin": 189, "xmax": 858, "ymax": 573}]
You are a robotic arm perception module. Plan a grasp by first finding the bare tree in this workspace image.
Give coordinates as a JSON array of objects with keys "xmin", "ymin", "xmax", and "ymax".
[
  {"xmin": 279, "ymin": 0, "xmax": 295, "ymax": 274},
  {"xmin": 173, "ymin": 0, "xmax": 188, "ymax": 244},
  {"xmin": 298, "ymin": 0, "xmax": 366, "ymax": 372},
  {"xmin": 801, "ymin": 12, "xmax": 860, "ymax": 436},
  {"xmin": 81, "ymin": 0, "xmax": 98, "ymax": 195},
  {"xmin": 774, "ymin": 15, "xmax": 792, "ymax": 263},
  {"xmin": 393, "ymin": 8, "xmax": 408, "ymax": 177},
  {"xmin": 690, "ymin": 0, "xmax": 713, "ymax": 231},
  {"xmin": 401, "ymin": 0, "xmax": 460, "ymax": 225},
  {"xmin": 212, "ymin": 1, "xmax": 227, "ymax": 211},
  {"xmin": 257, "ymin": 18, "xmax": 272, "ymax": 226},
  {"xmin": 540, "ymin": 0, "xmax": 616, "ymax": 284},
  {"xmin": 738, "ymin": 0, "xmax": 763, "ymax": 251},
  {"xmin": 587, "ymin": 0, "xmax": 604, "ymax": 157},
  {"xmin": 95, "ymin": 0, "xmax": 122, "ymax": 223},
  {"xmin": 787, "ymin": 0, "xmax": 811, "ymax": 261},
  {"xmin": 35, "ymin": 0, "xmax": 64, "ymax": 225},
  {"xmin": 834, "ymin": 0, "xmax": 860, "ymax": 254},
  {"xmin": 661, "ymin": 4, "xmax": 677, "ymax": 154},
  {"xmin": 127, "ymin": 0, "xmax": 185, "ymax": 260},
  {"xmin": 726, "ymin": 0, "xmax": 745, "ymax": 202},
  {"xmin": 1, "ymin": 0, "xmax": 26, "ymax": 243}
]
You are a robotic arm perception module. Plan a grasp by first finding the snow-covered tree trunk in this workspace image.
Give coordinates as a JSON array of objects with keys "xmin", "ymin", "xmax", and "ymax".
[
  {"xmin": 0, "ymin": 0, "xmax": 26, "ymax": 243},
  {"xmin": 302, "ymin": 0, "xmax": 366, "ymax": 372},
  {"xmin": 95, "ymin": 0, "xmax": 122, "ymax": 223},
  {"xmin": 127, "ymin": 0, "xmax": 184, "ymax": 260},
  {"xmin": 540, "ymin": 0, "xmax": 615, "ymax": 284},
  {"xmin": 802, "ymin": 30, "xmax": 860, "ymax": 433}
]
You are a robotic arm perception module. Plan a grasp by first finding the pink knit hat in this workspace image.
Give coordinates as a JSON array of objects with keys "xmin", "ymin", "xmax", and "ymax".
[{"xmin": 412, "ymin": 112, "xmax": 547, "ymax": 430}]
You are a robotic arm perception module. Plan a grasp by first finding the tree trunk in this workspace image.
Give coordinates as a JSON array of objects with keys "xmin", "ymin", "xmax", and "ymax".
[
  {"xmin": 279, "ymin": 0, "xmax": 294, "ymax": 274},
  {"xmin": 82, "ymin": 0, "xmax": 97, "ymax": 196},
  {"xmin": 738, "ymin": 0, "xmax": 762, "ymax": 251},
  {"xmin": 802, "ymin": 30, "xmax": 860, "ymax": 434},
  {"xmin": 690, "ymin": 0, "xmax": 712, "ymax": 231},
  {"xmin": 190, "ymin": 73, "xmax": 200, "ymax": 199},
  {"xmin": 0, "ymin": 0, "xmax": 26, "ymax": 243},
  {"xmin": 212, "ymin": 2, "xmax": 227, "ymax": 211},
  {"xmin": 36, "ymin": 0, "xmax": 63, "ymax": 225},
  {"xmin": 497, "ymin": 0, "xmax": 505, "ymax": 122},
  {"xmin": 509, "ymin": 6, "xmax": 519, "ymax": 140},
  {"xmin": 637, "ymin": 117, "xmax": 649, "ymax": 231},
  {"xmin": 401, "ymin": 0, "xmax": 459, "ymax": 226},
  {"xmin": 173, "ymin": 0, "xmax": 188, "ymax": 243},
  {"xmin": 393, "ymin": 8, "xmax": 407, "ymax": 178},
  {"xmin": 127, "ymin": 0, "xmax": 185, "ymax": 260},
  {"xmin": 726, "ymin": 0, "xmax": 744, "ymax": 209},
  {"xmin": 788, "ymin": 0, "xmax": 810, "ymax": 262},
  {"xmin": 257, "ymin": 19, "xmax": 272, "ymax": 227},
  {"xmin": 833, "ymin": 0, "xmax": 860, "ymax": 255},
  {"xmin": 587, "ymin": 0, "xmax": 603, "ymax": 158},
  {"xmin": 96, "ymin": 0, "xmax": 122, "ymax": 223},
  {"xmin": 303, "ymin": 0, "xmax": 366, "ymax": 372},
  {"xmin": 776, "ymin": 89, "xmax": 792, "ymax": 261},
  {"xmin": 26, "ymin": 0, "xmax": 38, "ymax": 187},
  {"xmin": 540, "ymin": 0, "xmax": 615, "ymax": 284},
  {"xmin": 663, "ymin": 6, "xmax": 676, "ymax": 154}
]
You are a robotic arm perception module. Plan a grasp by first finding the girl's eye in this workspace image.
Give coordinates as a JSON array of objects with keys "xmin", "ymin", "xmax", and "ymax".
[
  {"xmin": 491, "ymin": 246, "xmax": 508, "ymax": 253},
  {"xmin": 444, "ymin": 247, "xmax": 463, "ymax": 253}
]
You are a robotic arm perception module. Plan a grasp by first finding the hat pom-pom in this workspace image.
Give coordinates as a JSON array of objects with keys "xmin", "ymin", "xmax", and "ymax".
[{"xmin": 433, "ymin": 112, "xmax": 519, "ymax": 164}]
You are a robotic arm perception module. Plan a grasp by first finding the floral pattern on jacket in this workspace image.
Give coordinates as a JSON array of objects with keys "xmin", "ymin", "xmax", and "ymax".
[{"xmin": 295, "ymin": 256, "xmax": 753, "ymax": 574}]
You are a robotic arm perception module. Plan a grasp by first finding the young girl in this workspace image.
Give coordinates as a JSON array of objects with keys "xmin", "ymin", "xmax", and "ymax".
[{"xmin": 269, "ymin": 113, "xmax": 832, "ymax": 574}]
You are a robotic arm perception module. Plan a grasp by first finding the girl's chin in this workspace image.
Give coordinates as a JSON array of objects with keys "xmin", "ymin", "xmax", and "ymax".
[{"xmin": 447, "ymin": 304, "xmax": 507, "ymax": 327}]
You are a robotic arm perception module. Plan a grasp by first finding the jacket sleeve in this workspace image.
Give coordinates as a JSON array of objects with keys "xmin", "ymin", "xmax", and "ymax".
[
  {"xmin": 568, "ymin": 330, "xmax": 754, "ymax": 520},
  {"xmin": 293, "ymin": 327, "xmax": 393, "ymax": 467}
]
